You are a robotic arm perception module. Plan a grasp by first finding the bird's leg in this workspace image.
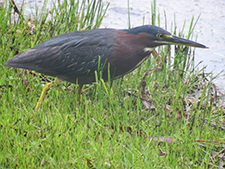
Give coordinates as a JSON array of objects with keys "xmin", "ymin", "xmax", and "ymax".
[
  {"xmin": 78, "ymin": 85, "xmax": 83, "ymax": 104},
  {"xmin": 35, "ymin": 78, "xmax": 61, "ymax": 110}
]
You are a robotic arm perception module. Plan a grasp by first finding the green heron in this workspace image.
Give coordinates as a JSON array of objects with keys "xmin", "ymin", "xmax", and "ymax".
[{"xmin": 4, "ymin": 25, "xmax": 207, "ymax": 110}]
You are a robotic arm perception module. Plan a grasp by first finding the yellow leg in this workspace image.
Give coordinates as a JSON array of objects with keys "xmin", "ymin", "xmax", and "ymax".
[
  {"xmin": 78, "ymin": 85, "xmax": 83, "ymax": 104},
  {"xmin": 35, "ymin": 79, "xmax": 61, "ymax": 110}
]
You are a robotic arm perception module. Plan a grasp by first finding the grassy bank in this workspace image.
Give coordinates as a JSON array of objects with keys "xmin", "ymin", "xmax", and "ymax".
[{"xmin": 1, "ymin": 0, "xmax": 224, "ymax": 168}]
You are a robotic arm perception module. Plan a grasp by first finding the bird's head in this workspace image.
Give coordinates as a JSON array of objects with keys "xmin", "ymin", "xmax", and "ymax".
[{"xmin": 124, "ymin": 25, "xmax": 208, "ymax": 49}]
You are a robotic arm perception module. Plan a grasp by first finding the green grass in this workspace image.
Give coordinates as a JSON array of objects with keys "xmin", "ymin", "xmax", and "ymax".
[{"xmin": 1, "ymin": 0, "xmax": 225, "ymax": 168}]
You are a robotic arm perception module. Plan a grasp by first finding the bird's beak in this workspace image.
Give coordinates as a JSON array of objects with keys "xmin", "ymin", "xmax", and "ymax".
[{"xmin": 163, "ymin": 34, "xmax": 208, "ymax": 48}]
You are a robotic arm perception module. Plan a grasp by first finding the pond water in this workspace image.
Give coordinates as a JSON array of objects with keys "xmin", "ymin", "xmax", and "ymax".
[
  {"xmin": 6, "ymin": 0, "xmax": 225, "ymax": 92},
  {"xmin": 101, "ymin": 0, "xmax": 225, "ymax": 92}
]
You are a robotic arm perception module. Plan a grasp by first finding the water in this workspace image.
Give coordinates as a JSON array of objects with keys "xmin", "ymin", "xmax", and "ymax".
[
  {"xmin": 100, "ymin": 0, "xmax": 225, "ymax": 91},
  {"xmin": 7, "ymin": 0, "xmax": 225, "ymax": 91}
]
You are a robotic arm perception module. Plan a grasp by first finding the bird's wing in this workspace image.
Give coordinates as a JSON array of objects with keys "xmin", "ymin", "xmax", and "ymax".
[{"xmin": 5, "ymin": 29, "xmax": 116, "ymax": 78}]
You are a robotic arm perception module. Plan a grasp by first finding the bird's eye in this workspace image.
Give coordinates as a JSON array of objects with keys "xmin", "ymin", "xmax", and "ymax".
[{"xmin": 157, "ymin": 33, "xmax": 163, "ymax": 39}]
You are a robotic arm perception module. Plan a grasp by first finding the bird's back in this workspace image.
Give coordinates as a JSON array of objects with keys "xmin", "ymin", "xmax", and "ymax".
[{"xmin": 4, "ymin": 29, "xmax": 117, "ymax": 84}]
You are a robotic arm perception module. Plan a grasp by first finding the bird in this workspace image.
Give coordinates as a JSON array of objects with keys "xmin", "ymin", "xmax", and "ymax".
[{"xmin": 4, "ymin": 25, "xmax": 208, "ymax": 110}]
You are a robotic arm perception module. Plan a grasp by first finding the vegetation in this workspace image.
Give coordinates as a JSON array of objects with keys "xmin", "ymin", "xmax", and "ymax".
[{"xmin": 0, "ymin": 0, "xmax": 224, "ymax": 168}]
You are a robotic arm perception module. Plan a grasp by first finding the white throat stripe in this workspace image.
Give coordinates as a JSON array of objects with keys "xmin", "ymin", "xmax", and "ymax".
[{"xmin": 143, "ymin": 47, "xmax": 155, "ymax": 52}]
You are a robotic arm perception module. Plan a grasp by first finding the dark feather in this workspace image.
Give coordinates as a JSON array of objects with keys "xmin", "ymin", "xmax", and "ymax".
[{"xmin": 4, "ymin": 29, "xmax": 116, "ymax": 83}]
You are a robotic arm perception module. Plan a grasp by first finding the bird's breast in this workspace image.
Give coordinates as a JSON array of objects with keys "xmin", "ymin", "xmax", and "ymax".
[{"xmin": 105, "ymin": 30, "xmax": 153, "ymax": 79}]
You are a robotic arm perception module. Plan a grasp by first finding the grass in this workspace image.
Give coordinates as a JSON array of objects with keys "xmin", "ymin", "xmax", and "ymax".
[{"xmin": 1, "ymin": 0, "xmax": 225, "ymax": 168}]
